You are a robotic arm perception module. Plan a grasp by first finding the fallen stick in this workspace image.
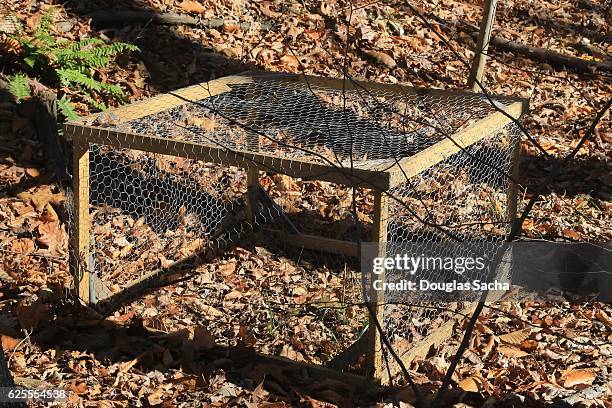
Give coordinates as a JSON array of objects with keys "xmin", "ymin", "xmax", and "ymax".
[
  {"xmin": 457, "ymin": 20, "xmax": 612, "ymax": 74},
  {"xmin": 88, "ymin": 10, "xmax": 271, "ymax": 30},
  {"xmin": 488, "ymin": 35, "xmax": 612, "ymax": 74}
]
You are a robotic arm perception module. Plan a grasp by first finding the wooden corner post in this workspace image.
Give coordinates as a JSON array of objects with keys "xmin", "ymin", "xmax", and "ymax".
[
  {"xmin": 245, "ymin": 90, "xmax": 260, "ymax": 223},
  {"xmin": 366, "ymin": 189, "xmax": 388, "ymax": 381},
  {"xmin": 71, "ymin": 140, "xmax": 92, "ymax": 305},
  {"xmin": 506, "ymin": 134, "xmax": 521, "ymax": 231},
  {"xmin": 467, "ymin": 0, "xmax": 498, "ymax": 92}
]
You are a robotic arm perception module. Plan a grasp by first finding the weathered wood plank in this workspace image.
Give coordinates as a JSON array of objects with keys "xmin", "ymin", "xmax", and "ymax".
[
  {"xmin": 385, "ymin": 101, "xmax": 524, "ymax": 188},
  {"xmin": 71, "ymin": 141, "xmax": 91, "ymax": 305},
  {"xmin": 467, "ymin": 0, "xmax": 498, "ymax": 91},
  {"xmin": 246, "ymin": 70, "xmax": 524, "ymax": 104},
  {"xmin": 365, "ymin": 190, "xmax": 388, "ymax": 381},
  {"xmin": 506, "ymin": 135, "xmax": 521, "ymax": 229},
  {"xmin": 263, "ymin": 228, "xmax": 359, "ymax": 257},
  {"xmin": 70, "ymin": 74, "xmax": 253, "ymax": 125},
  {"xmin": 63, "ymin": 125, "xmax": 391, "ymax": 190}
]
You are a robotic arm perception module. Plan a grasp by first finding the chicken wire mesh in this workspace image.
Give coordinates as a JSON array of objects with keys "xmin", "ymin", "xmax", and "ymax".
[
  {"xmin": 65, "ymin": 72, "xmax": 523, "ymax": 376},
  {"xmin": 111, "ymin": 73, "xmax": 518, "ymax": 167},
  {"xmin": 379, "ymin": 122, "xmax": 520, "ymax": 375}
]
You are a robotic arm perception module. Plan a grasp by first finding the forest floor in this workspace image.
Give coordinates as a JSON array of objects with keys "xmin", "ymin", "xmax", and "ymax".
[{"xmin": 0, "ymin": 0, "xmax": 610, "ymax": 407}]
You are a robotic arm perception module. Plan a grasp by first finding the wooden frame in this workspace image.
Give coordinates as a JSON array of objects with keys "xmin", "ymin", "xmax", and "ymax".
[
  {"xmin": 65, "ymin": 70, "xmax": 527, "ymax": 384},
  {"xmin": 467, "ymin": 0, "xmax": 499, "ymax": 91}
]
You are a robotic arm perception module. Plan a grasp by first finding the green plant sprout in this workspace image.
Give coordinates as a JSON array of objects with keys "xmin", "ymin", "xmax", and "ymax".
[{"xmin": 8, "ymin": 7, "xmax": 139, "ymax": 120}]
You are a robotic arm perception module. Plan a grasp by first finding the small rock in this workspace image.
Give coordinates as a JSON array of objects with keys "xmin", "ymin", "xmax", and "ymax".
[{"xmin": 55, "ymin": 20, "xmax": 74, "ymax": 33}]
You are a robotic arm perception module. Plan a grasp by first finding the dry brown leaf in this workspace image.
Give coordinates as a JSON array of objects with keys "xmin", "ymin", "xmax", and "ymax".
[
  {"xmin": 561, "ymin": 228, "xmax": 581, "ymax": 240},
  {"xmin": 16, "ymin": 186, "xmax": 65, "ymax": 211},
  {"xmin": 280, "ymin": 54, "xmax": 300, "ymax": 70},
  {"xmin": 193, "ymin": 326, "xmax": 215, "ymax": 350},
  {"xmin": 458, "ymin": 376, "xmax": 481, "ymax": 392},
  {"xmin": 69, "ymin": 381, "xmax": 88, "ymax": 395},
  {"xmin": 16, "ymin": 299, "xmax": 49, "ymax": 331},
  {"xmin": 118, "ymin": 352, "xmax": 144, "ymax": 374},
  {"xmin": 261, "ymin": 2, "xmax": 282, "ymax": 18},
  {"xmin": 198, "ymin": 304, "xmax": 222, "ymax": 317},
  {"xmin": 273, "ymin": 174, "xmax": 300, "ymax": 192},
  {"xmin": 481, "ymin": 335, "xmax": 494, "ymax": 356},
  {"xmin": 250, "ymin": 381, "xmax": 270, "ymax": 404},
  {"xmin": 1, "ymin": 334, "xmax": 21, "ymax": 351},
  {"xmin": 187, "ymin": 115, "xmax": 217, "ymax": 131},
  {"xmin": 562, "ymin": 369, "xmax": 596, "ymax": 388},
  {"xmin": 25, "ymin": 167, "xmax": 40, "ymax": 177},
  {"xmin": 40, "ymin": 203, "xmax": 59, "ymax": 222},
  {"xmin": 9, "ymin": 238, "xmax": 35, "ymax": 254},
  {"xmin": 219, "ymin": 261, "xmax": 237, "ymax": 276},
  {"xmin": 498, "ymin": 345, "xmax": 529, "ymax": 358},
  {"xmin": 147, "ymin": 388, "xmax": 165, "ymax": 406},
  {"xmin": 364, "ymin": 50, "xmax": 396, "ymax": 68},
  {"xmin": 499, "ymin": 328, "xmax": 531, "ymax": 344},
  {"xmin": 179, "ymin": 0, "xmax": 206, "ymax": 14},
  {"xmin": 225, "ymin": 290, "xmax": 242, "ymax": 300},
  {"xmin": 595, "ymin": 310, "xmax": 612, "ymax": 327},
  {"xmin": 520, "ymin": 339, "xmax": 539, "ymax": 352},
  {"xmin": 304, "ymin": 395, "xmax": 338, "ymax": 407},
  {"xmin": 280, "ymin": 344, "xmax": 304, "ymax": 361},
  {"xmin": 36, "ymin": 221, "xmax": 67, "ymax": 256}
]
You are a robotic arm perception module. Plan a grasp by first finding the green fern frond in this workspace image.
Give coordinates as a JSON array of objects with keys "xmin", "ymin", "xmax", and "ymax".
[
  {"xmin": 57, "ymin": 68, "xmax": 104, "ymax": 91},
  {"xmin": 8, "ymin": 74, "xmax": 31, "ymax": 101},
  {"xmin": 57, "ymin": 95, "xmax": 79, "ymax": 120},
  {"xmin": 100, "ymin": 82, "xmax": 125, "ymax": 98},
  {"xmin": 11, "ymin": 8, "xmax": 138, "ymax": 113},
  {"xmin": 82, "ymin": 94, "xmax": 107, "ymax": 111},
  {"xmin": 38, "ymin": 7, "xmax": 56, "ymax": 33},
  {"xmin": 69, "ymin": 38, "xmax": 105, "ymax": 50}
]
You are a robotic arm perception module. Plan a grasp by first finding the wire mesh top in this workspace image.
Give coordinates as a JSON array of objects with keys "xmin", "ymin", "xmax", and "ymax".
[{"xmin": 99, "ymin": 73, "xmax": 520, "ymax": 166}]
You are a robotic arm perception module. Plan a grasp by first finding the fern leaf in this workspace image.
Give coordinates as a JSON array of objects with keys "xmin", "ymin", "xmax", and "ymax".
[
  {"xmin": 57, "ymin": 68, "xmax": 104, "ymax": 91},
  {"xmin": 8, "ymin": 73, "xmax": 30, "ymax": 100},
  {"xmin": 82, "ymin": 93, "xmax": 107, "ymax": 111},
  {"xmin": 57, "ymin": 95, "xmax": 79, "ymax": 121}
]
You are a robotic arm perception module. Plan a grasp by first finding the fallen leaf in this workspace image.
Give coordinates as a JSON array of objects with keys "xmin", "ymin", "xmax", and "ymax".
[
  {"xmin": 179, "ymin": 0, "xmax": 206, "ymax": 14},
  {"xmin": 280, "ymin": 344, "xmax": 304, "ymax": 361},
  {"xmin": 520, "ymin": 339, "xmax": 539, "ymax": 352},
  {"xmin": 595, "ymin": 310, "xmax": 612, "ymax": 327},
  {"xmin": 9, "ymin": 238, "xmax": 35, "ymax": 254},
  {"xmin": 16, "ymin": 299, "xmax": 49, "ymax": 331},
  {"xmin": 280, "ymin": 54, "xmax": 300, "ymax": 70},
  {"xmin": 481, "ymin": 335, "xmax": 494, "ymax": 356},
  {"xmin": 36, "ymin": 221, "xmax": 67, "ymax": 256},
  {"xmin": 250, "ymin": 381, "xmax": 269, "ymax": 404},
  {"xmin": 1, "ymin": 335, "xmax": 21, "ymax": 351},
  {"xmin": 187, "ymin": 115, "xmax": 217, "ymax": 131},
  {"xmin": 193, "ymin": 326, "xmax": 215, "ymax": 350},
  {"xmin": 499, "ymin": 328, "xmax": 531, "ymax": 344},
  {"xmin": 69, "ymin": 381, "xmax": 88, "ymax": 395},
  {"xmin": 225, "ymin": 290, "xmax": 242, "ymax": 300},
  {"xmin": 147, "ymin": 388, "xmax": 164, "ymax": 406},
  {"xmin": 16, "ymin": 186, "xmax": 64, "ymax": 211},
  {"xmin": 561, "ymin": 228, "xmax": 581, "ymax": 240},
  {"xmin": 261, "ymin": 2, "xmax": 282, "ymax": 18},
  {"xmin": 25, "ymin": 168, "xmax": 40, "ymax": 177},
  {"xmin": 498, "ymin": 345, "xmax": 529, "ymax": 358},
  {"xmin": 364, "ymin": 50, "xmax": 396, "ymax": 68},
  {"xmin": 219, "ymin": 261, "xmax": 237, "ymax": 276},
  {"xmin": 458, "ymin": 376, "xmax": 481, "ymax": 392},
  {"xmin": 304, "ymin": 395, "xmax": 338, "ymax": 407},
  {"xmin": 562, "ymin": 369, "xmax": 596, "ymax": 388}
]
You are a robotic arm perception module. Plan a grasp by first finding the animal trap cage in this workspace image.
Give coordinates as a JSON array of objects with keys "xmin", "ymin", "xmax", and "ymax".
[{"xmin": 64, "ymin": 71, "xmax": 526, "ymax": 382}]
